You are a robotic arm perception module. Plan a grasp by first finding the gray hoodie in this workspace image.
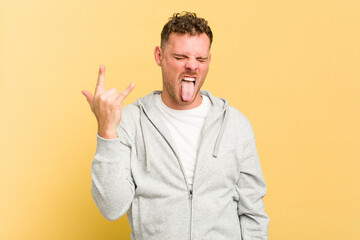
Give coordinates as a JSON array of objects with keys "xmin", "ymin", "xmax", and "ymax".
[{"xmin": 91, "ymin": 90, "xmax": 269, "ymax": 240}]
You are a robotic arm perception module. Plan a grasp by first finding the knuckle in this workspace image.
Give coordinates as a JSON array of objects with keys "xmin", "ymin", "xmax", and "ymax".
[
  {"xmin": 111, "ymin": 102, "xmax": 120, "ymax": 109},
  {"xmin": 99, "ymin": 94, "xmax": 106, "ymax": 101}
]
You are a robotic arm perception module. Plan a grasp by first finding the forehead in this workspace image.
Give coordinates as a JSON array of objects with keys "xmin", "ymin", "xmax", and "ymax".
[{"xmin": 164, "ymin": 33, "xmax": 211, "ymax": 55}]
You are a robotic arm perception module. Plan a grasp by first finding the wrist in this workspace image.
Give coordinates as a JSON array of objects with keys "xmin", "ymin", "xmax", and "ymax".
[{"xmin": 97, "ymin": 128, "xmax": 118, "ymax": 139}]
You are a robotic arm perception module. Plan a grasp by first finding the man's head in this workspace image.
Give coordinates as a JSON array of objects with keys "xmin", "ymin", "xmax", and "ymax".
[{"xmin": 154, "ymin": 12, "xmax": 213, "ymax": 110}]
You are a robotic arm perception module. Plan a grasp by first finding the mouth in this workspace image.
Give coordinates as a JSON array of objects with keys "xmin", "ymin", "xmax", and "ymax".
[{"xmin": 182, "ymin": 76, "xmax": 196, "ymax": 84}]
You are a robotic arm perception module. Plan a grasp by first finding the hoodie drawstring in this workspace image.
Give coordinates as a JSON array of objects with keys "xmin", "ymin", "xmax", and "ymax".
[
  {"xmin": 213, "ymin": 107, "xmax": 228, "ymax": 158},
  {"xmin": 139, "ymin": 98, "xmax": 228, "ymax": 170},
  {"xmin": 139, "ymin": 105, "xmax": 150, "ymax": 171}
]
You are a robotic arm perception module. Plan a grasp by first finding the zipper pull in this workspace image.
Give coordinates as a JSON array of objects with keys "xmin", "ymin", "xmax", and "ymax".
[{"xmin": 189, "ymin": 189, "xmax": 193, "ymax": 199}]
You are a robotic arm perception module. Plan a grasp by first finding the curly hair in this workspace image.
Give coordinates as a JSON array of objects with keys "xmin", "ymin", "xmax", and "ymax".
[{"xmin": 161, "ymin": 12, "xmax": 213, "ymax": 48}]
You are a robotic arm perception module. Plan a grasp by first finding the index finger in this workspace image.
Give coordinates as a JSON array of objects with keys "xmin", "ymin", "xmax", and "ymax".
[{"xmin": 95, "ymin": 65, "xmax": 106, "ymax": 94}]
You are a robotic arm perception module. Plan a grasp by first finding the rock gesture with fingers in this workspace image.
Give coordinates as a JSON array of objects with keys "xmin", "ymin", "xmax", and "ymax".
[{"xmin": 82, "ymin": 65, "xmax": 135, "ymax": 139}]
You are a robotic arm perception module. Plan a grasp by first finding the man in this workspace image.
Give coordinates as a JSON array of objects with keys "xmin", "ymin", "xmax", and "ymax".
[{"xmin": 82, "ymin": 12, "xmax": 269, "ymax": 240}]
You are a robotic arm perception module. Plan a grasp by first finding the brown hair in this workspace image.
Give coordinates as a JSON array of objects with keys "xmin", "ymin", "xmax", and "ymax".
[{"xmin": 161, "ymin": 12, "xmax": 213, "ymax": 48}]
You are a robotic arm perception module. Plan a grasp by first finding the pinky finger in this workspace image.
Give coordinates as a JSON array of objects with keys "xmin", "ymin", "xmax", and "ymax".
[{"xmin": 121, "ymin": 83, "xmax": 135, "ymax": 100}]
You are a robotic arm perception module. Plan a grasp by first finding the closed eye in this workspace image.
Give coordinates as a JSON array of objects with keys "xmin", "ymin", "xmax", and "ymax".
[
  {"xmin": 173, "ymin": 54, "xmax": 187, "ymax": 60},
  {"xmin": 197, "ymin": 57, "xmax": 208, "ymax": 63}
]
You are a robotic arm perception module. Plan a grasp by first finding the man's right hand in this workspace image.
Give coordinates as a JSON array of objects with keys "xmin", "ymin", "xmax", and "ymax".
[{"xmin": 82, "ymin": 65, "xmax": 135, "ymax": 139}]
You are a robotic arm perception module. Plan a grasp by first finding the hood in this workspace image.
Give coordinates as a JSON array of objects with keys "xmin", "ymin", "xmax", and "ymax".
[{"xmin": 134, "ymin": 90, "xmax": 229, "ymax": 171}]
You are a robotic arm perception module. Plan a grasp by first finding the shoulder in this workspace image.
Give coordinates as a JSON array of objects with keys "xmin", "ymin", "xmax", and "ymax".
[
  {"xmin": 122, "ymin": 102, "xmax": 141, "ymax": 121},
  {"xmin": 204, "ymin": 90, "xmax": 254, "ymax": 134},
  {"xmin": 227, "ymin": 106, "xmax": 250, "ymax": 123},
  {"xmin": 226, "ymin": 105, "xmax": 255, "ymax": 138}
]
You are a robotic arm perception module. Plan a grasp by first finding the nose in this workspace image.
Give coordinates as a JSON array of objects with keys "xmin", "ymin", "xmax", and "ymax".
[{"xmin": 185, "ymin": 57, "xmax": 198, "ymax": 72}]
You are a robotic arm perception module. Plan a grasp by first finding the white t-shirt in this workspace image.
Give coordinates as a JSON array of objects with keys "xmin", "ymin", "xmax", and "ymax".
[{"xmin": 155, "ymin": 93, "xmax": 211, "ymax": 190}]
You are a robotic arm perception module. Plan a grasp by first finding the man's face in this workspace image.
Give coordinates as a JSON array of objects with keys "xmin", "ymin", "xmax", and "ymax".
[{"xmin": 154, "ymin": 33, "xmax": 211, "ymax": 110}]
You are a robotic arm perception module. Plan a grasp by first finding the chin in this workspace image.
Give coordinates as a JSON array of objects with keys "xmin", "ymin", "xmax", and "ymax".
[{"xmin": 176, "ymin": 99, "xmax": 193, "ymax": 106}]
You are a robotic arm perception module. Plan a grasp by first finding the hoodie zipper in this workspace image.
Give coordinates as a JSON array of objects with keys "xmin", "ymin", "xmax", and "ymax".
[
  {"xmin": 172, "ymin": 112, "xmax": 226, "ymax": 240},
  {"xmin": 173, "ymin": 158, "xmax": 193, "ymax": 240},
  {"xmin": 189, "ymin": 189, "xmax": 193, "ymax": 240},
  {"xmin": 160, "ymin": 143, "xmax": 193, "ymax": 240},
  {"xmin": 141, "ymin": 103, "xmax": 194, "ymax": 239},
  {"xmin": 138, "ymin": 98, "xmax": 227, "ymax": 240},
  {"xmin": 189, "ymin": 108, "xmax": 227, "ymax": 240}
]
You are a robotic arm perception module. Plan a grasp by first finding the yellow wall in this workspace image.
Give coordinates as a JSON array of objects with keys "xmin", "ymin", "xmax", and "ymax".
[{"xmin": 1, "ymin": 0, "xmax": 359, "ymax": 239}]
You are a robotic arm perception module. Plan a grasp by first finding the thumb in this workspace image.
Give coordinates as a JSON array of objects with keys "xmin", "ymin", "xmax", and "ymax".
[{"xmin": 81, "ymin": 90, "xmax": 94, "ymax": 105}]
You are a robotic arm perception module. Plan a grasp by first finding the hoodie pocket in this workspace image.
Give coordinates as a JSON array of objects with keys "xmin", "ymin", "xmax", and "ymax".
[{"xmin": 137, "ymin": 196, "xmax": 166, "ymax": 237}]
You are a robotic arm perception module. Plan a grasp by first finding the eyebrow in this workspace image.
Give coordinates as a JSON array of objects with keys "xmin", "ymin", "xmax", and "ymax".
[{"xmin": 173, "ymin": 53, "xmax": 187, "ymax": 57}]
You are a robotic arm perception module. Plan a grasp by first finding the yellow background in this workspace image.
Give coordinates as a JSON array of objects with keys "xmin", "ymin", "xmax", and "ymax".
[{"xmin": 1, "ymin": 0, "xmax": 359, "ymax": 239}]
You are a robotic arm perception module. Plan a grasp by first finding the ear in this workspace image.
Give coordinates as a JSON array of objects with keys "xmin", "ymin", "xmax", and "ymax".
[{"xmin": 154, "ymin": 46, "xmax": 162, "ymax": 66}]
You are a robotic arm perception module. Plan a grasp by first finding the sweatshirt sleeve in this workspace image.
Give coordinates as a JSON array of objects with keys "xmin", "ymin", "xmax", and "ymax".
[
  {"xmin": 236, "ymin": 123, "xmax": 269, "ymax": 239},
  {"xmin": 91, "ymin": 127, "xmax": 135, "ymax": 221}
]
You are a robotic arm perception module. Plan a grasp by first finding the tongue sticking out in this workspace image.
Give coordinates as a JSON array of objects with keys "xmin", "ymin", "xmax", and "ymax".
[{"xmin": 181, "ymin": 81, "xmax": 195, "ymax": 102}]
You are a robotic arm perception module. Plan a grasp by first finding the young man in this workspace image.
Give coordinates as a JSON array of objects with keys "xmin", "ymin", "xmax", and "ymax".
[{"xmin": 82, "ymin": 12, "xmax": 269, "ymax": 240}]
